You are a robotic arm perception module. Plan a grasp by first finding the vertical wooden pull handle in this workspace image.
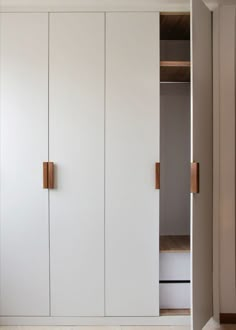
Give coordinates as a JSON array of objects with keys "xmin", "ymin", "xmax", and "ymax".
[
  {"xmin": 43, "ymin": 162, "xmax": 54, "ymax": 189},
  {"xmin": 191, "ymin": 162, "xmax": 199, "ymax": 193},
  {"xmin": 43, "ymin": 162, "xmax": 48, "ymax": 189},
  {"xmin": 155, "ymin": 162, "xmax": 160, "ymax": 189},
  {"xmin": 48, "ymin": 162, "xmax": 54, "ymax": 189}
]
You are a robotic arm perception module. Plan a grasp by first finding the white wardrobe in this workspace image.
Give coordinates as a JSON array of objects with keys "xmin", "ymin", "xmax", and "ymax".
[{"xmin": 0, "ymin": 1, "xmax": 213, "ymax": 329}]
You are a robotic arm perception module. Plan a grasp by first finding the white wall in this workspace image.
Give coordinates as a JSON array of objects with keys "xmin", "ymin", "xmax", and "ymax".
[
  {"xmin": 160, "ymin": 84, "xmax": 190, "ymax": 235},
  {"xmin": 160, "ymin": 41, "xmax": 190, "ymax": 61}
]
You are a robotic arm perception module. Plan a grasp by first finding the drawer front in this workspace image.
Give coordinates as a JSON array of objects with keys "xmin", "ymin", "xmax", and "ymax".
[
  {"xmin": 160, "ymin": 283, "xmax": 190, "ymax": 309},
  {"xmin": 160, "ymin": 252, "xmax": 190, "ymax": 281}
]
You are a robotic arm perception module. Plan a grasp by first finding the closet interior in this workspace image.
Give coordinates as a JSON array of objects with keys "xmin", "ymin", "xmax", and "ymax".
[{"xmin": 159, "ymin": 13, "xmax": 191, "ymax": 316}]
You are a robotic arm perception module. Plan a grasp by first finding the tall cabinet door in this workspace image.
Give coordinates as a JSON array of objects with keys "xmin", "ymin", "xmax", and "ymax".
[
  {"xmin": 0, "ymin": 14, "xmax": 49, "ymax": 316},
  {"xmin": 191, "ymin": 1, "xmax": 213, "ymax": 329},
  {"xmin": 49, "ymin": 13, "xmax": 105, "ymax": 316},
  {"xmin": 106, "ymin": 13, "xmax": 160, "ymax": 316}
]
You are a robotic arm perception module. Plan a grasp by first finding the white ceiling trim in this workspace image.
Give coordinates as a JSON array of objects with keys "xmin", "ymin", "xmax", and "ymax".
[
  {"xmin": 0, "ymin": 0, "xmax": 190, "ymax": 12},
  {"xmin": 0, "ymin": 0, "xmax": 221, "ymax": 13}
]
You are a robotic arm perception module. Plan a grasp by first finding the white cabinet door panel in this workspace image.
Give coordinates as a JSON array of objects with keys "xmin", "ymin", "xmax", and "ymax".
[
  {"xmin": 49, "ymin": 13, "xmax": 105, "ymax": 316},
  {"xmin": 191, "ymin": 0, "xmax": 213, "ymax": 329},
  {"xmin": 0, "ymin": 13, "xmax": 49, "ymax": 316},
  {"xmin": 106, "ymin": 13, "xmax": 160, "ymax": 316}
]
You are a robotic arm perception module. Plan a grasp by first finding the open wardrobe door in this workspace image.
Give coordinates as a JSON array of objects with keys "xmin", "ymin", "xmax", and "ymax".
[{"xmin": 191, "ymin": 0, "xmax": 213, "ymax": 329}]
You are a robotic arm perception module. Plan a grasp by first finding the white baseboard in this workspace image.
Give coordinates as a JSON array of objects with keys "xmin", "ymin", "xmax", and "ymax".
[{"xmin": 0, "ymin": 316, "xmax": 191, "ymax": 326}]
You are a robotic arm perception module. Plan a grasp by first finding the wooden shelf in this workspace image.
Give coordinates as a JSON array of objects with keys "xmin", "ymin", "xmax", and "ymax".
[
  {"xmin": 160, "ymin": 61, "xmax": 191, "ymax": 82},
  {"xmin": 161, "ymin": 61, "xmax": 190, "ymax": 67},
  {"xmin": 160, "ymin": 235, "xmax": 190, "ymax": 253},
  {"xmin": 160, "ymin": 14, "xmax": 190, "ymax": 40},
  {"xmin": 160, "ymin": 309, "xmax": 191, "ymax": 316}
]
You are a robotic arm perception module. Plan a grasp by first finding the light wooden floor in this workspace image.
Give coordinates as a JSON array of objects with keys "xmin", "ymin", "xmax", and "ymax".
[
  {"xmin": 203, "ymin": 319, "xmax": 236, "ymax": 329},
  {"xmin": 0, "ymin": 324, "xmax": 235, "ymax": 330},
  {"xmin": 204, "ymin": 325, "xmax": 236, "ymax": 329},
  {"xmin": 0, "ymin": 327, "xmax": 190, "ymax": 330}
]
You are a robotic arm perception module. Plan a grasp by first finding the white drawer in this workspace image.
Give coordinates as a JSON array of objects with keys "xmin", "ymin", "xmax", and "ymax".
[
  {"xmin": 160, "ymin": 283, "xmax": 191, "ymax": 309},
  {"xmin": 160, "ymin": 252, "xmax": 190, "ymax": 281}
]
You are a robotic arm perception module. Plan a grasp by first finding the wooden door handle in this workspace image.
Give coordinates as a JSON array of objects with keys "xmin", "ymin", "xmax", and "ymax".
[
  {"xmin": 48, "ymin": 162, "xmax": 54, "ymax": 189},
  {"xmin": 155, "ymin": 162, "xmax": 160, "ymax": 189},
  {"xmin": 43, "ymin": 162, "xmax": 49, "ymax": 189},
  {"xmin": 191, "ymin": 162, "xmax": 199, "ymax": 193},
  {"xmin": 43, "ymin": 162, "xmax": 54, "ymax": 189}
]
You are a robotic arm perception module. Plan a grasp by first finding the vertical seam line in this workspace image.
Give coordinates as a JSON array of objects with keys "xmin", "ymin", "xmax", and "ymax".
[
  {"xmin": 48, "ymin": 12, "xmax": 51, "ymax": 317},
  {"xmin": 104, "ymin": 11, "xmax": 106, "ymax": 317}
]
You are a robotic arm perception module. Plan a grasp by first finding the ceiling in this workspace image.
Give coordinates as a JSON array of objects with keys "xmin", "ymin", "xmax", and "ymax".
[{"xmin": 0, "ymin": 0, "xmax": 236, "ymax": 12}]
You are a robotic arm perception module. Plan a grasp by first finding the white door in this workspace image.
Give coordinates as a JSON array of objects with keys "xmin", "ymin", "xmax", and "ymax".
[
  {"xmin": 49, "ymin": 13, "xmax": 105, "ymax": 316},
  {"xmin": 191, "ymin": 1, "xmax": 213, "ymax": 329},
  {"xmin": 0, "ymin": 13, "xmax": 49, "ymax": 316},
  {"xmin": 106, "ymin": 13, "xmax": 160, "ymax": 316}
]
